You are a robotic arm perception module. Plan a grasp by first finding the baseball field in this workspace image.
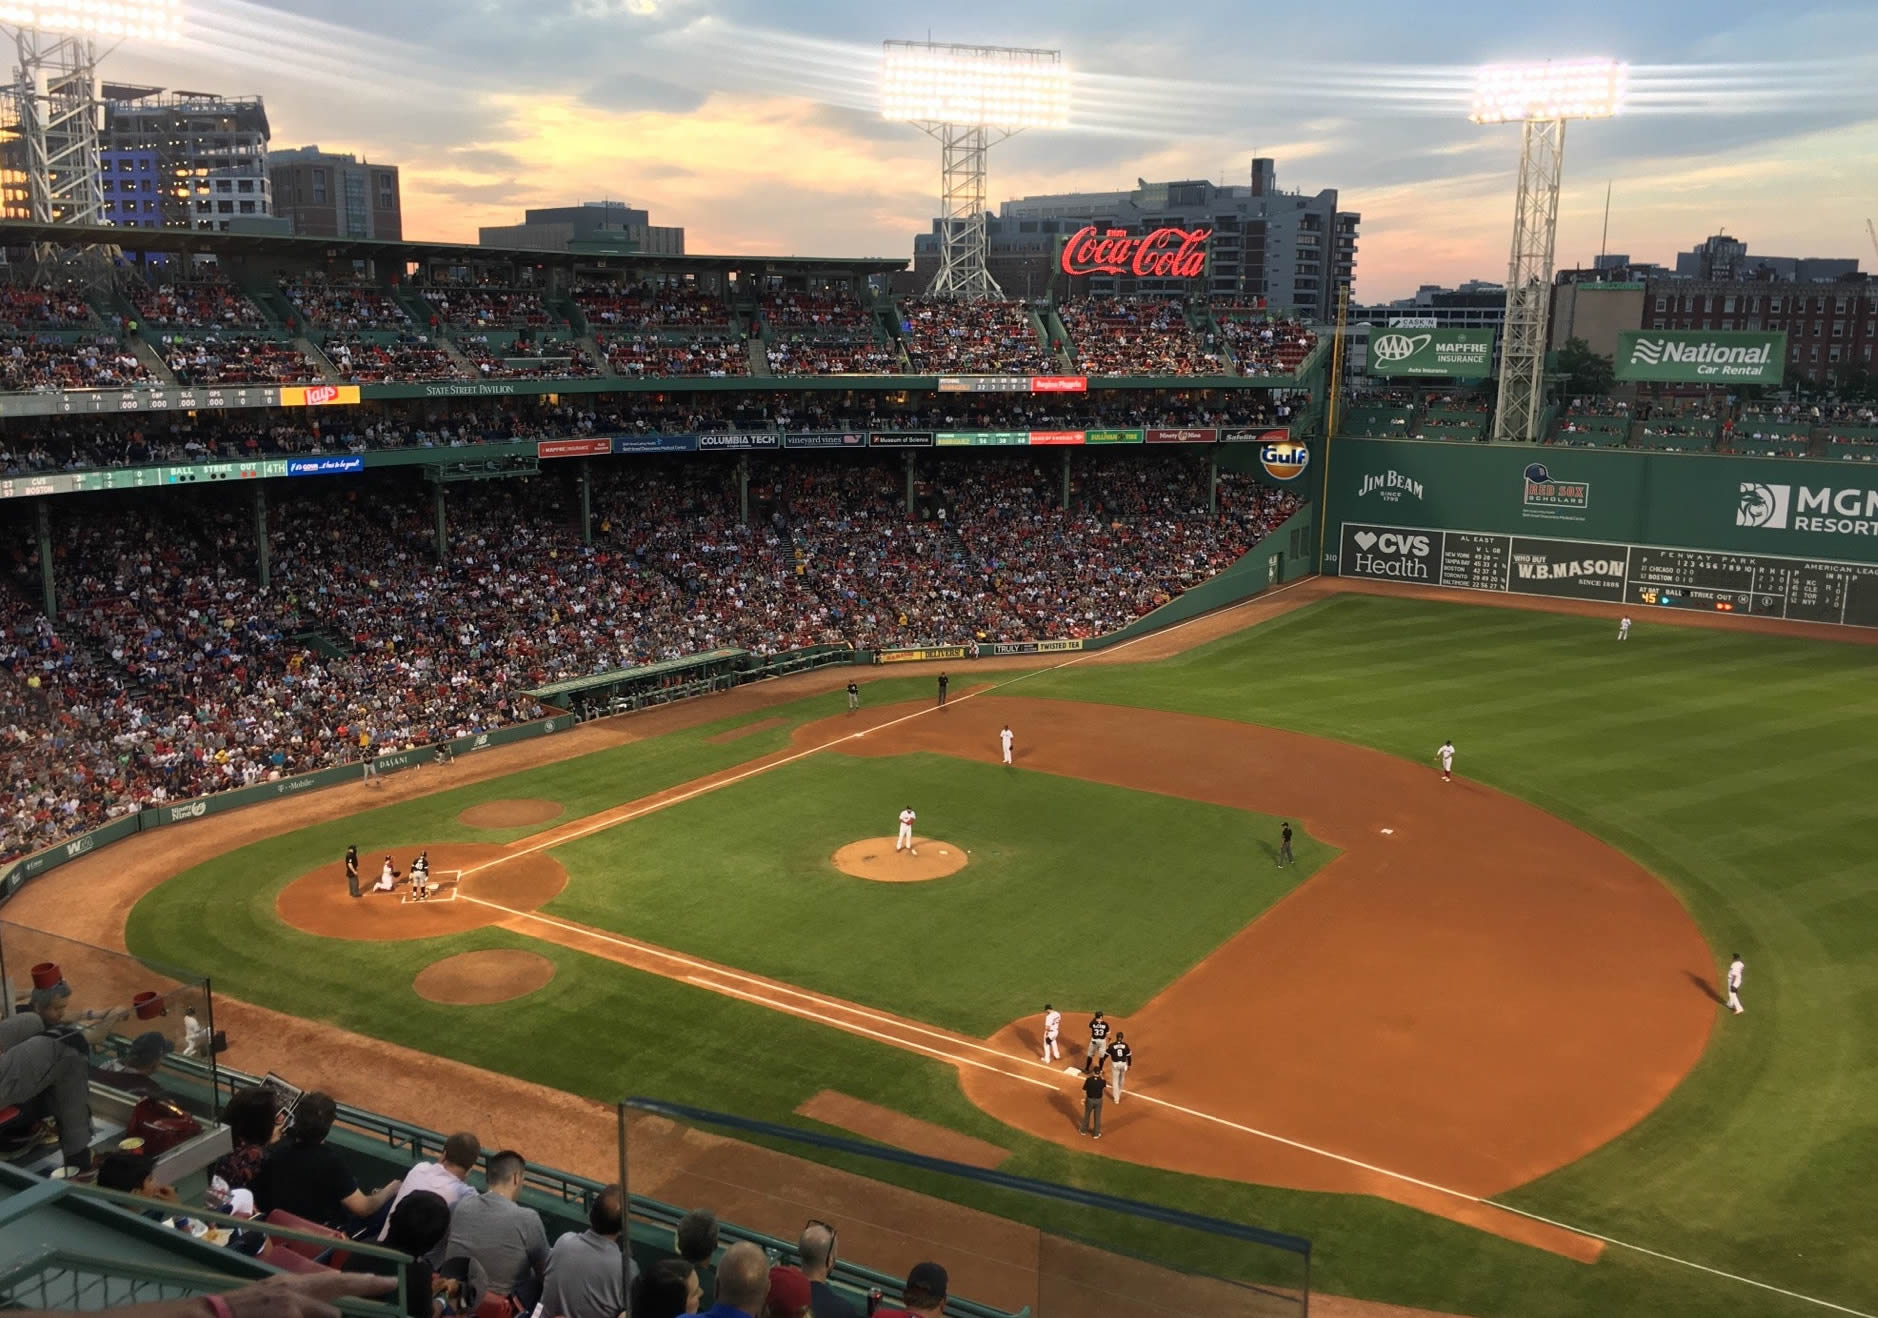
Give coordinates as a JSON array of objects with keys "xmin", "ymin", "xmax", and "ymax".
[{"xmin": 36, "ymin": 581, "xmax": 1877, "ymax": 1317}]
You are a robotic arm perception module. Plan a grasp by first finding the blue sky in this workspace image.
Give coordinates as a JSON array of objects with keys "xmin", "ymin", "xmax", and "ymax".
[{"xmin": 111, "ymin": 0, "xmax": 1878, "ymax": 300}]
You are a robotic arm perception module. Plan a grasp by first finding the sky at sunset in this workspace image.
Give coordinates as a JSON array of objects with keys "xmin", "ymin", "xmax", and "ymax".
[{"xmin": 107, "ymin": 0, "xmax": 1878, "ymax": 302}]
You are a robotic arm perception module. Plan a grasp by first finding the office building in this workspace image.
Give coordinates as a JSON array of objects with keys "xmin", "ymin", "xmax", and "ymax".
[
  {"xmin": 269, "ymin": 146, "xmax": 401, "ymax": 240},
  {"xmin": 99, "ymin": 85, "xmax": 271, "ymax": 232},
  {"xmin": 479, "ymin": 201, "xmax": 684, "ymax": 255},
  {"xmin": 910, "ymin": 158, "xmax": 1358, "ymax": 320}
]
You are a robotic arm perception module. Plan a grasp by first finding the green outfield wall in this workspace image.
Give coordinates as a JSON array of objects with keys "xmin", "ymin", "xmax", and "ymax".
[{"xmin": 1323, "ymin": 438, "xmax": 1878, "ymax": 628}]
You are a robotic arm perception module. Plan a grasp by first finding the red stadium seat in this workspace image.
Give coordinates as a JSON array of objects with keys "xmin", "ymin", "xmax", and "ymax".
[{"xmin": 264, "ymin": 1209, "xmax": 346, "ymax": 1258}]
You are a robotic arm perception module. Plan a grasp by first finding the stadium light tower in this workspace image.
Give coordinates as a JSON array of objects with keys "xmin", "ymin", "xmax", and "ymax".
[
  {"xmin": 1471, "ymin": 59, "xmax": 1627, "ymax": 444},
  {"xmin": 881, "ymin": 40, "xmax": 1067, "ymax": 300},
  {"xmin": 0, "ymin": 1, "xmax": 183, "ymax": 227}
]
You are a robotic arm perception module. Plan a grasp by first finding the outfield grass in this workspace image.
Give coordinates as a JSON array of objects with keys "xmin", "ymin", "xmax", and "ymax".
[
  {"xmin": 544, "ymin": 752, "xmax": 1331, "ymax": 1034},
  {"xmin": 126, "ymin": 597, "xmax": 1878, "ymax": 1318}
]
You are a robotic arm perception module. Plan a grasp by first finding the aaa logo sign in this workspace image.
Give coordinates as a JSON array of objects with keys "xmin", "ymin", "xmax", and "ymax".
[{"xmin": 1368, "ymin": 328, "xmax": 1495, "ymax": 379}]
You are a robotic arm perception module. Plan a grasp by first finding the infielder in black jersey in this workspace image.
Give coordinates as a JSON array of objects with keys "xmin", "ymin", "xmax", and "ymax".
[{"xmin": 1107, "ymin": 1033, "xmax": 1133, "ymax": 1102}]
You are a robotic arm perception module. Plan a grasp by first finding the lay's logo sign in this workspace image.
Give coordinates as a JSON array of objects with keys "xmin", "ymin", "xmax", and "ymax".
[{"xmin": 1260, "ymin": 439, "xmax": 1310, "ymax": 481}]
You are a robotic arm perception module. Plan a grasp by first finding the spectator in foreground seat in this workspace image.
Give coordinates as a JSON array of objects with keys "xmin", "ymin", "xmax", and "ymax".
[
  {"xmin": 796, "ymin": 1221, "xmax": 857, "ymax": 1318},
  {"xmin": 875, "ymin": 1262, "xmax": 946, "ymax": 1318},
  {"xmin": 96, "ymin": 1031, "xmax": 173, "ymax": 1096},
  {"xmin": 252, "ymin": 1091, "xmax": 401, "ymax": 1231},
  {"xmin": 0, "ymin": 1008, "xmax": 98, "ymax": 1170},
  {"xmin": 676, "ymin": 1208, "xmax": 721, "ymax": 1308},
  {"xmin": 381, "ymin": 1130, "xmax": 481, "ymax": 1253},
  {"xmin": 211, "ymin": 1085, "xmax": 288, "ymax": 1191},
  {"xmin": 699, "ymin": 1241, "xmax": 768, "ymax": 1318},
  {"xmin": 630, "ymin": 1259, "xmax": 701, "ymax": 1318},
  {"xmin": 537, "ymin": 1182, "xmax": 633, "ymax": 1318},
  {"xmin": 95, "ymin": 1150, "xmax": 180, "ymax": 1218},
  {"xmin": 761, "ymin": 1266, "xmax": 811, "ymax": 1318},
  {"xmin": 344, "ymin": 1189, "xmax": 451, "ymax": 1318},
  {"xmin": 444, "ymin": 1148, "xmax": 549, "ymax": 1305}
]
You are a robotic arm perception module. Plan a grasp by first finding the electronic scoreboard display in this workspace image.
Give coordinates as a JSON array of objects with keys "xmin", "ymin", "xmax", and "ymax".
[{"xmin": 1337, "ymin": 522, "xmax": 1878, "ymax": 630}]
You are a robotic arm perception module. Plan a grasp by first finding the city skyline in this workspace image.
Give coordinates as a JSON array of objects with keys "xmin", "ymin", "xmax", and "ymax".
[{"xmin": 103, "ymin": 0, "xmax": 1878, "ymax": 301}]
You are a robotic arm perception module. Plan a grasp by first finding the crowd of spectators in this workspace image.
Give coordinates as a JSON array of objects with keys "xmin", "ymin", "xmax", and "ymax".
[
  {"xmin": 898, "ymin": 298, "xmax": 1055, "ymax": 375},
  {"xmin": 764, "ymin": 335, "xmax": 900, "ymax": 376},
  {"xmin": 280, "ymin": 276, "xmax": 410, "ymax": 331},
  {"xmin": 0, "ymin": 336, "xmax": 152, "ymax": 392},
  {"xmin": 756, "ymin": 290, "xmax": 870, "ymax": 333},
  {"xmin": 162, "ymin": 335, "xmax": 323, "ymax": 387},
  {"xmin": 129, "ymin": 278, "xmax": 267, "ymax": 331},
  {"xmin": 2, "ymin": 451, "xmax": 1299, "ymax": 858},
  {"xmin": 573, "ymin": 282, "xmax": 729, "ymax": 329},
  {"xmin": 1215, "ymin": 316, "xmax": 1317, "ymax": 375},
  {"xmin": 419, "ymin": 288, "xmax": 552, "ymax": 330},
  {"xmin": 596, "ymin": 332, "xmax": 749, "ymax": 378},
  {"xmin": 0, "ymin": 282, "xmax": 99, "ymax": 330},
  {"xmin": 1058, "ymin": 298, "xmax": 1226, "ymax": 376},
  {"xmin": 458, "ymin": 335, "xmax": 599, "ymax": 380},
  {"xmin": 323, "ymin": 335, "xmax": 465, "ymax": 384}
]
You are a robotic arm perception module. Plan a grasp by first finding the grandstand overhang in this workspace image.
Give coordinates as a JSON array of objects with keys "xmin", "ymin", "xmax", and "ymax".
[{"xmin": 0, "ymin": 219, "xmax": 907, "ymax": 280}]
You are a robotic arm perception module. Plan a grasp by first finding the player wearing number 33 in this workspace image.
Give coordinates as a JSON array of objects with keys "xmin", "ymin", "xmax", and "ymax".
[{"xmin": 896, "ymin": 807, "xmax": 917, "ymax": 856}]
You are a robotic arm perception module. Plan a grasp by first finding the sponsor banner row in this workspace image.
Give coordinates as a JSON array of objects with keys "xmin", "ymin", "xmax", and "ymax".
[
  {"xmin": 936, "ymin": 376, "xmax": 1089, "ymax": 394},
  {"xmin": 987, "ymin": 639, "xmax": 1086, "ymax": 656},
  {"xmin": 1332, "ymin": 520, "xmax": 1878, "ymax": 628},
  {"xmin": 876, "ymin": 644, "xmax": 969, "ymax": 664}
]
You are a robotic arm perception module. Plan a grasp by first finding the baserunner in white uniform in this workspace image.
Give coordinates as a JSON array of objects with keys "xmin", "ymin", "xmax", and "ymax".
[
  {"xmin": 1000, "ymin": 725, "xmax": 1014, "ymax": 765},
  {"xmin": 1041, "ymin": 1004, "xmax": 1061, "ymax": 1062},
  {"xmin": 896, "ymin": 807, "xmax": 917, "ymax": 855}
]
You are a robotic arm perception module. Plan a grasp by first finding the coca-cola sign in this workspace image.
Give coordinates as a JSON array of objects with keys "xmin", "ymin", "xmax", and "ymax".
[{"xmin": 1061, "ymin": 226, "xmax": 1212, "ymax": 279}]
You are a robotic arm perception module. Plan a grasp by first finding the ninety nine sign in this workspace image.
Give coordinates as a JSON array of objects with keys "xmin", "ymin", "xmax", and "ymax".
[
  {"xmin": 1615, "ymin": 330, "xmax": 1787, "ymax": 386},
  {"xmin": 1062, "ymin": 226, "xmax": 1212, "ymax": 279}
]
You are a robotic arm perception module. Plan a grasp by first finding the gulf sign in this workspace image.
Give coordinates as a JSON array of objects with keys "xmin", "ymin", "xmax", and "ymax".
[{"xmin": 1259, "ymin": 437, "xmax": 1310, "ymax": 481}]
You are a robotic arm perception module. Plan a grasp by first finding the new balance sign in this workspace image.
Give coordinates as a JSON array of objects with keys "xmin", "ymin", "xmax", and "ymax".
[
  {"xmin": 1367, "ymin": 328, "xmax": 1494, "ymax": 379},
  {"xmin": 1616, "ymin": 330, "xmax": 1786, "ymax": 385}
]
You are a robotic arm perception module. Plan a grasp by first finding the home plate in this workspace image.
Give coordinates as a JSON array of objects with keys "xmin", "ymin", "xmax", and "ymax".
[{"xmin": 1380, "ymin": 827, "xmax": 1395, "ymax": 835}]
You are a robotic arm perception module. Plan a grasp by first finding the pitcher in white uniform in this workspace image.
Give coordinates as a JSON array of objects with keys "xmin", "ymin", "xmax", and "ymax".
[
  {"xmin": 896, "ymin": 807, "xmax": 917, "ymax": 855},
  {"xmin": 999, "ymin": 725, "xmax": 1014, "ymax": 765}
]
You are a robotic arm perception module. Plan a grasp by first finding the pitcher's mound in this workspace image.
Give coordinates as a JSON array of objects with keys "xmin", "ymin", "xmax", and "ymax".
[
  {"xmin": 414, "ymin": 950, "xmax": 556, "ymax": 1005},
  {"xmin": 833, "ymin": 838, "xmax": 969, "ymax": 883},
  {"xmin": 458, "ymin": 798, "xmax": 563, "ymax": 829}
]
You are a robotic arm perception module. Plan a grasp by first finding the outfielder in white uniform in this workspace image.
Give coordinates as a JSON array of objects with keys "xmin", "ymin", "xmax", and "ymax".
[
  {"xmin": 896, "ymin": 807, "xmax": 917, "ymax": 855},
  {"xmin": 1726, "ymin": 954, "xmax": 1745, "ymax": 1014},
  {"xmin": 1618, "ymin": 616, "xmax": 1632, "ymax": 640},
  {"xmin": 999, "ymin": 725, "xmax": 1014, "ymax": 766},
  {"xmin": 1041, "ymin": 1004, "xmax": 1061, "ymax": 1062},
  {"xmin": 1437, "ymin": 739, "xmax": 1455, "ymax": 783}
]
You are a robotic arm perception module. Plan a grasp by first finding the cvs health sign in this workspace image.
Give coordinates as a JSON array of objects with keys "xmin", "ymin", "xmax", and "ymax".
[{"xmin": 1338, "ymin": 523, "xmax": 1439, "ymax": 582}]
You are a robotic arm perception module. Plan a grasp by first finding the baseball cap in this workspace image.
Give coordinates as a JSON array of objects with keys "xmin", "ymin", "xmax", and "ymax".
[
  {"xmin": 767, "ymin": 1266, "xmax": 812, "ymax": 1312},
  {"xmin": 126, "ymin": 1032, "xmax": 174, "ymax": 1067},
  {"xmin": 905, "ymin": 1262, "xmax": 948, "ymax": 1299}
]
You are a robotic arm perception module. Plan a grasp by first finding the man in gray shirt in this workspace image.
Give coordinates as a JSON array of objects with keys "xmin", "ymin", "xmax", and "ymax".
[
  {"xmin": 538, "ymin": 1184, "xmax": 634, "ymax": 1318},
  {"xmin": 445, "ymin": 1150, "xmax": 549, "ymax": 1305}
]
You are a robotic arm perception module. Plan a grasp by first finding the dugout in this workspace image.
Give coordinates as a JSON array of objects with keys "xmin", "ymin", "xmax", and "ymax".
[{"xmin": 528, "ymin": 649, "xmax": 749, "ymax": 720}]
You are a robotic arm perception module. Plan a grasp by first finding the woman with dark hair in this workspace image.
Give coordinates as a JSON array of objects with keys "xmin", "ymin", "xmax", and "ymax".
[
  {"xmin": 210, "ymin": 1086, "xmax": 286, "ymax": 1190},
  {"xmin": 344, "ymin": 1190, "xmax": 451, "ymax": 1318}
]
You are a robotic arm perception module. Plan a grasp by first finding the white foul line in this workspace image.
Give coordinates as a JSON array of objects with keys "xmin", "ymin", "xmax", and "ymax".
[{"xmin": 456, "ymin": 576, "xmax": 1323, "ymax": 882}]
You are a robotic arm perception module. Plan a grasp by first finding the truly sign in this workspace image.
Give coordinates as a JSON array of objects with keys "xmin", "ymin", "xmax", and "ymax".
[
  {"xmin": 1060, "ymin": 227, "xmax": 1211, "ymax": 279},
  {"xmin": 1615, "ymin": 330, "xmax": 1787, "ymax": 385}
]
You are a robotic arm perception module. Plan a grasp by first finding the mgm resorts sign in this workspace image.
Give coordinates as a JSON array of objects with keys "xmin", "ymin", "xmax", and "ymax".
[
  {"xmin": 1738, "ymin": 481, "xmax": 1878, "ymax": 537},
  {"xmin": 1616, "ymin": 330, "xmax": 1787, "ymax": 385}
]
